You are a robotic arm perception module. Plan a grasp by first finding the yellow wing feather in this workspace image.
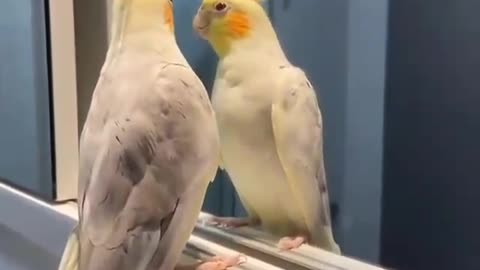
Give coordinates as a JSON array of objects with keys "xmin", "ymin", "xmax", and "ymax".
[{"xmin": 271, "ymin": 69, "xmax": 340, "ymax": 253}]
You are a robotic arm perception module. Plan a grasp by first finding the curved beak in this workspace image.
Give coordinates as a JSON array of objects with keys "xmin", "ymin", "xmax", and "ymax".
[{"xmin": 193, "ymin": 7, "xmax": 212, "ymax": 40}]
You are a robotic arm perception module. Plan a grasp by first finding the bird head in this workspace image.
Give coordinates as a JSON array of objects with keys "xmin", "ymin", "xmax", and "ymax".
[{"xmin": 193, "ymin": 0, "xmax": 271, "ymax": 57}]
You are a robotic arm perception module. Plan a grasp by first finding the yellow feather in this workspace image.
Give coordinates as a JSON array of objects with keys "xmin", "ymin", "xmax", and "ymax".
[
  {"xmin": 164, "ymin": 1, "xmax": 174, "ymax": 32},
  {"xmin": 226, "ymin": 11, "xmax": 251, "ymax": 38}
]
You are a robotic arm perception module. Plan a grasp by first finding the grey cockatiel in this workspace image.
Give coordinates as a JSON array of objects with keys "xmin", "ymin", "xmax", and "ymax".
[
  {"xmin": 57, "ymin": 0, "xmax": 243, "ymax": 269},
  {"xmin": 193, "ymin": 0, "xmax": 340, "ymax": 253}
]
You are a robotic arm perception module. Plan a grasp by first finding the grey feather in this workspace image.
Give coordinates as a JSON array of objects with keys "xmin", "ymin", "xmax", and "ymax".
[{"xmin": 77, "ymin": 51, "xmax": 219, "ymax": 270}]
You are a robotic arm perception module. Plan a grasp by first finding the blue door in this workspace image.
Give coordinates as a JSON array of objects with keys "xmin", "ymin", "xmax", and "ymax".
[{"xmin": 0, "ymin": 0, "xmax": 54, "ymax": 198}]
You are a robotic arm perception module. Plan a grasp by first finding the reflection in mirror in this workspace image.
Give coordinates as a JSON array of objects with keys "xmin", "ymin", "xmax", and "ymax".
[
  {"xmin": 192, "ymin": 0, "xmax": 341, "ymax": 254},
  {"xmin": 177, "ymin": 0, "xmax": 383, "ymax": 265},
  {"xmin": 177, "ymin": 1, "xmax": 480, "ymax": 270}
]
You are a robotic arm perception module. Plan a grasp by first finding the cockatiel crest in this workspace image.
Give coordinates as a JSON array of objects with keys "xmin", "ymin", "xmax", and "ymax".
[{"xmin": 111, "ymin": 0, "xmax": 174, "ymax": 32}]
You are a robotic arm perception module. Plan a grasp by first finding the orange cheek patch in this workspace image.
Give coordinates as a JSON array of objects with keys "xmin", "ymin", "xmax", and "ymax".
[
  {"xmin": 226, "ymin": 11, "xmax": 251, "ymax": 39},
  {"xmin": 164, "ymin": 3, "xmax": 174, "ymax": 32}
]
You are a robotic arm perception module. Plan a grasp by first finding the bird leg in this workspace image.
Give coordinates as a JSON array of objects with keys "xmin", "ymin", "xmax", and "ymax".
[
  {"xmin": 277, "ymin": 236, "xmax": 307, "ymax": 251},
  {"xmin": 175, "ymin": 254, "xmax": 247, "ymax": 270}
]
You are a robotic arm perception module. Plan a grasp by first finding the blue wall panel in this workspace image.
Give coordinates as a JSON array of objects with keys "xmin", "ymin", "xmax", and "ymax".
[{"xmin": 0, "ymin": 0, "xmax": 53, "ymax": 198}]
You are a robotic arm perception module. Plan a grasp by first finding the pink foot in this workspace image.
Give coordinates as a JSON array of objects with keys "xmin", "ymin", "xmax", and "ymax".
[
  {"xmin": 196, "ymin": 254, "xmax": 247, "ymax": 270},
  {"xmin": 277, "ymin": 236, "xmax": 307, "ymax": 251},
  {"xmin": 206, "ymin": 216, "xmax": 258, "ymax": 229}
]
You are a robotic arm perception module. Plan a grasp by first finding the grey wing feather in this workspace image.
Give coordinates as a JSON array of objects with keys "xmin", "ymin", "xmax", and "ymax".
[
  {"xmin": 77, "ymin": 64, "xmax": 219, "ymax": 270},
  {"xmin": 79, "ymin": 118, "xmax": 182, "ymax": 270}
]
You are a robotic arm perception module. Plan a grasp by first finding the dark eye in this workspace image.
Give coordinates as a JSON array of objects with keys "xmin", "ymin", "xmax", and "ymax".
[{"xmin": 215, "ymin": 2, "xmax": 227, "ymax": 11}]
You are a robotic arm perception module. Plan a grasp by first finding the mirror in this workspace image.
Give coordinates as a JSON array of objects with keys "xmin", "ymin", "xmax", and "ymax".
[{"xmin": 174, "ymin": 1, "xmax": 480, "ymax": 270}]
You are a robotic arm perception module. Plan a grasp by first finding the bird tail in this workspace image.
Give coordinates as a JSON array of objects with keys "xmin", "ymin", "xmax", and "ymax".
[
  {"xmin": 312, "ymin": 226, "xmax": 342, "ymax": 255},
  {"xmin": 58, "ymin": 226, "xmax": 80, "ymax": 270},
  {"xmin": 323, "ymin": 227, "xmax": 341, "ymax": 255}
]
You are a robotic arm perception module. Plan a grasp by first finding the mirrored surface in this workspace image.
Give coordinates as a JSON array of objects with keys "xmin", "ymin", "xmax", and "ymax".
[
  {"xmin": 177, "ymin": 0, "xmax": 386, "ymax": 263},
  {"xmin": 176, "ymin": 1, "xmax": 480, "ymax": 270}
]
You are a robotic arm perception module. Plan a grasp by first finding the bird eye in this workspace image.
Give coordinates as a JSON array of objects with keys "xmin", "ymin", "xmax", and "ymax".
[{"xmin": 215, "ymin": 2, "xmax": 227, "ymax": 11}]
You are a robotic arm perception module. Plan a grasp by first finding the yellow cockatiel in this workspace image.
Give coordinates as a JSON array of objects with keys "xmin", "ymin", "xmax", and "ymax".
[
  {"xmin": 57, "ymin": 0, "xmax": 244, "ymax": 269},
  {"xmin": 193, "ymin": 0, "xmax": 341, "ymax": 253}
]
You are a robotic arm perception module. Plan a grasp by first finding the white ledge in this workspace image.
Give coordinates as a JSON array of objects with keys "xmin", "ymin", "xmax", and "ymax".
[
  {"xmin": 197, "ymin": 213, "xmax": 386, "ymax": 270},
  {"xmin": 0, "ymin": 182, "xmax": 279, "ymax": 270},
  {"xmin": 0, "ymin": 182, "xmax": 386, "ymax": 270}
]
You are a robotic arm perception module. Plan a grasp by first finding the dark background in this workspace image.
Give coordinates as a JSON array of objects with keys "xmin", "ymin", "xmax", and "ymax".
[{"xmin": 381, "ymin": 0, "xmax": 480, "ymax": 269}]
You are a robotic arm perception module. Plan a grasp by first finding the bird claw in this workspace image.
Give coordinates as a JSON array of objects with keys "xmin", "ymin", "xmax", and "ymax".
[
  {"xmin": 196, "ymin": 254, "xmax": 247, "ymax": 270},
  {"xmin": 277, "ymin": 236, "xmax": 306, "ymax": 251}
]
